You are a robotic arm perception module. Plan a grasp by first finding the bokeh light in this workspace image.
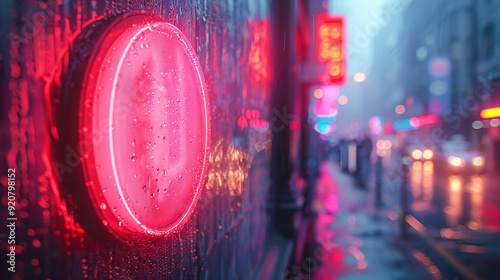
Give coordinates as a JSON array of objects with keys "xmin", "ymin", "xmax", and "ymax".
[
  {"xmin": 314, "ymin": 89, "xmax": 323, "ymax": 99},
  {"xmin": 395, "ymin": 105, "xmax": 406, "ymax": 114},
  {"xmin": 338, "ymin": 95, "xmax": 348, "ymax": 105},
  {"xmin": 353, "ymin": 72, "xmax": 366, "ymax": 83}
]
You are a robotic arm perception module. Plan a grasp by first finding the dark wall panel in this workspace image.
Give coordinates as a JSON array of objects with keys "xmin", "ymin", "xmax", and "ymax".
[{"xmin": 0, "ymin": 0, "xmax": 273, "ymax": 279}]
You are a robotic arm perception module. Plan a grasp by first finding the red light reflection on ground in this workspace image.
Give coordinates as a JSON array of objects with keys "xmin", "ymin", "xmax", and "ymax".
[{"xmin": 310, "ymin": 163, "xmax": 349, "ymax": 280}]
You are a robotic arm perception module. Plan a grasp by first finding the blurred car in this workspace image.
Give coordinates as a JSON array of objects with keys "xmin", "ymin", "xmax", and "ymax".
[
  {"xmin": 436, "ymin": 135, "xmax": 485, "ymax": 173},
  {"xmin": 405, "ymin": 138, "xmax": 435, "ymax": 162}
]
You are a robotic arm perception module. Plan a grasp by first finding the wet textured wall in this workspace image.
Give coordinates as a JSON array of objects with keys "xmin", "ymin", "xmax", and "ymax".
[{"xmin": 0, "ymin": 0, "xmax": 273, "ymax": 279}]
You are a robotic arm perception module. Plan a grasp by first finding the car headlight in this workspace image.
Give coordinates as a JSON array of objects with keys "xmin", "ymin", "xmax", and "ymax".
[
  {"xmin": 448, "ymin": 156, "xmax": 464, "ymax": 167},
  {"xmin": 423, "ymin": 149, "xmax": 433, "ymax": 160},
  {"xmin": 472, "ymin": 156, "xmax": 485, "ymax": 167},
  {"xmin": 412, "ymin": 149, "xmax": 422, "ymax": 160}
]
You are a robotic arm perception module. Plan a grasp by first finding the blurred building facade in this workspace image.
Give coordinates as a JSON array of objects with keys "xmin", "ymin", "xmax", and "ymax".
[
  {"xmin": 476, "ymin": 0, "xmax": 500, "ymax": 83},
  {"xmin": 370, "ymin": 0, "xmax": 500, "ymax": 166},
  {"xmin": 370, "ymin": 0, "xmax": 407, "ymax": 124},
  {"xmin": 476, "ymin": 0, "xmax": 500, "ymax": 168}
]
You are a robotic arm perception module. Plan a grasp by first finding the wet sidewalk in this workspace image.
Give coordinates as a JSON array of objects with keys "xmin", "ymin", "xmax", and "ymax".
[{"xmin": 309, "ymin": 161, "xmax": 435, "ymax": 280}]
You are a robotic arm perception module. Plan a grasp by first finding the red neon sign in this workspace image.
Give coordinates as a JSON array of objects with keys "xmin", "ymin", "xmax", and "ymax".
[
  {"xmin": 78, "ymin": 14, "xmax": 210, "ymax": 243},
  {"xmin": 316, "ymin": 14, "xmax": 346, "ymax": 85}
]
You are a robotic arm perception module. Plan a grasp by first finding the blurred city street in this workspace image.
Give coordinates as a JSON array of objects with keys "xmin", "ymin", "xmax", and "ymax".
[
  {"xmin": 381, "ymin": 162, "xmax": 500, "ymax": 279},
  {"xmin": 301, "ymin": 161, "xmax": 435, "ymax": 280},
  {"xmin": 294, "ymin": 157, "xmax": 500, "ymax": 279},
  {"xmin": 326, "ymin": 136, "xmax": 500, "ymax": 279}
]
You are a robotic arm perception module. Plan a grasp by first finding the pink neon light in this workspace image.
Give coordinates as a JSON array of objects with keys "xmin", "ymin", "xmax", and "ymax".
[
  {"xmin": 369, "ymin": 116, "xmax": 383, "ymax": 135},
  {"xmin": 410, "ymin": 114, "xmax": 438, "ymax": 127},
  {"xmin": 79, "ymin": 14, "xmax": 210, "ymax": 243},
  {"xmin": 313, "ymin": 85, "xmax": 339, "ymax": 117},
  {"xmin": 238, "ymin": 116, "xmax": 248, "ymax": 128},
  {"xmin": 384, "ymin": 123, "xmax": 394, "ymax": 133}
]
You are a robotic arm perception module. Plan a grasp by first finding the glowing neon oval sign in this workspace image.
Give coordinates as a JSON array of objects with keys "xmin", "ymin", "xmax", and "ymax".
[{"xmin": 77, "ymin": 13, "xmax": 210, "ymax": 243}]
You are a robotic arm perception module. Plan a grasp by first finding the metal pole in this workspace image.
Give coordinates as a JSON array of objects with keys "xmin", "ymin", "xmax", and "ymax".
[
  {"xmin": 268, "ymin": 0, "xmax": 298, "ymax": 239},
  {"xmin": 400, "ymin": 155, "xmax": 410, "ymax": 238},
  {"xmin": 375, "ymin": 155, "xmax": 382, "ymax": 208}
]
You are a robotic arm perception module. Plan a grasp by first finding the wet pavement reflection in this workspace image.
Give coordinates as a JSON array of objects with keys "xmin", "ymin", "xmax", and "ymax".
[
  {"xmin": 379, "ymin": 154, "xmax": 500, "ymax": 279},
  {"xmin": 406, "ymin": 161, "xmax": 500, "ymax": 234},
  {"xmin": 310, "ymin": 161, "xmax": 434, "ymax": 280}
]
